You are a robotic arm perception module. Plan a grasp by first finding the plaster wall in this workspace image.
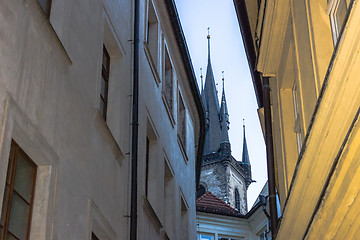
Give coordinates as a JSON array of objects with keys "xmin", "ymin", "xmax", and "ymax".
[{"xmin": 0, "ymin": 0, "xmax": 199, "ymax": 239}]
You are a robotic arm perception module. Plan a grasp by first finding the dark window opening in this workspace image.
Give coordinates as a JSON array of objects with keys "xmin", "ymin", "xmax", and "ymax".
[
  {"xmin": 235, "ymin": 189, "xmax": 240, "ymax": 210},
  {"xmin": 101, "ymin": 45, "xmax": 110, "ymax": 120},
  {"xmin": 0, "ymin": 141, "xmax": 37, "ymax": 240}
]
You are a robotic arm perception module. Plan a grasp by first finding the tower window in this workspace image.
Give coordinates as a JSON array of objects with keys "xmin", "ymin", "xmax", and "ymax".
[
  {"xmin": 235, "ymin": 189, "xmax": 240, "ymax": 210},
  {"xmin": 0, "ymin": 141, "xmax": 37, "ymax": 240}
]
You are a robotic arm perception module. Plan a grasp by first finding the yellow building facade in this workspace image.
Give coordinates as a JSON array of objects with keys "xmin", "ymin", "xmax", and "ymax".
[{"xmin": 235, "ymin": 0, "xmax": 360, "ymax": 239}]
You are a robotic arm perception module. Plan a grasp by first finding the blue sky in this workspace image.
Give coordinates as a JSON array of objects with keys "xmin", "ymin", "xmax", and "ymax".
[{"xmin": 174, "ymin": 0, "xmax": 267, "ymax": 207}]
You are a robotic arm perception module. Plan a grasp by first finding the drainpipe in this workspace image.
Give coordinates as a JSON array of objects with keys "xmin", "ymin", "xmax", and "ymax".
[
  {"xmin": 130, "ymin": 0, "xmax": 140, "ymax": 238},
  {"xmin": 262, "ymin": 76, "xmax": 278, "ymax": 239}
]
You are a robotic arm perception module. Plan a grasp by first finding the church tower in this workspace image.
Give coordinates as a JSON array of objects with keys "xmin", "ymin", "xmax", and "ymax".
[{"xmin": 199, "ymin": 32, "xmax": 252, "ymax": 215}]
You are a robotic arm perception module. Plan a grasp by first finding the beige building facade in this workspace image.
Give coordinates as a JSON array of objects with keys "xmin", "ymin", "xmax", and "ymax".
[
  {"xmin": 0, "ymin": 0, "xmax": 204, "ymax": 240},
  {"xmin": 235, "ymin": 0, "xmax": 360, "ymax": 239}
]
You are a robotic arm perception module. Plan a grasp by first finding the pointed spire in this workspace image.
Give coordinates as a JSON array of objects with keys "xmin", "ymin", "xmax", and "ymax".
[
  {"xmin": 202, "ymin": 29, "xmax": 222, "ymax": 155},
  {"xmin": 200, "ymin": 68, "xmax": 204, "ymax": 93},
  {"xmin": 220, "ymin": 72, "xmax": 230, "ymax": 145},
  {"xmin": 242, "ymin": 121, "xmax": 250, "ymax": 164},
  {"xmin": 207, "ymin": 27, "xmax": 211, "ymax": 61}
]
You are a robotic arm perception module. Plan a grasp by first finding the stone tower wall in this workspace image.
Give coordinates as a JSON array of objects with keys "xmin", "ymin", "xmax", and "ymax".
[
  {"xmin": 228, "ymin": 166, "xmax": 248, "ymax": 214},
  {"xmin": 200, "ymin": 163, "xmax": 228, "ymax": 203}
]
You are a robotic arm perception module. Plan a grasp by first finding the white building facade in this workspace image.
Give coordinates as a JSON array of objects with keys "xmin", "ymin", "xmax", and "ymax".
[{"xmin": 0, "ymin": 0, "xmax": 204, "ymax": 239}]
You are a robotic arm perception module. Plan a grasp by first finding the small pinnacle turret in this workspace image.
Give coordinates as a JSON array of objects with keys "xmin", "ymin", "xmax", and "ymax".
[
  {"xmin": 242, "ymin": 122, "xmax": 252, "ymax": 188},
  {"xmin": 220, "ymin": 72, "xmax": 230, "ymax": 150}
]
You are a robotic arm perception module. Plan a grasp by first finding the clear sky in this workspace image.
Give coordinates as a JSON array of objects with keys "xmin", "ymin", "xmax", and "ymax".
[{"xmin": 174, "ymin": 0, "xmax": 268, "ymax": 208}]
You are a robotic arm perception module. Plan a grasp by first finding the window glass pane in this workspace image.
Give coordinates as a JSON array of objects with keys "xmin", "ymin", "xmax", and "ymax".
[
  {"xmin": 14, "ymin": 154, "xmax": 34, "ymax": 202},
  {"xmin": 37, "ymin": 0, "xmax": 48, "ymax": 14},
  {"xmin": 1, "ymin": 186, "xmax": 10, "ymax": 226},
  {"xmin": 8, "ymin": 193, "xmax": 30, "ymax": 240},
  {"xmin": 336, "ymin": 0, "xmax": 347, "ymax": 32},
  {"xmin": 101, "ymin": 77, "xmax": 107, "ymax": 98},
  {"xmin": 102, "ymin": 49, "xmax": 110, "ymax": 73},
  {"xmin": 100, "ymin": 99, "xmax": 105, "ymax": 118},
  {"xmin": 198, "ymin": 235, "xmax": 214, "ymax": 240}
]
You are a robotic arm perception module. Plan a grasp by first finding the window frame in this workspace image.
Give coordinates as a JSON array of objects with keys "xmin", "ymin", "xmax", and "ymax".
[
  {"xmin": 38, "ymin": 0, "xmax": 53, "ymax": 18},
  {"xmin": 328, "ymin": 0, "xmax": 349, "ymax": 45},
  {"xmin": 292, "ymin": 84, "xmax": 302, "ymax": 154},
  {"xmin": 100, "ymin": 45, "xmax": 110, "ymax": 121},
  {"xmin": 177, "ymin": 92, "xmax": 187, "ymax": 156},
  {"xmin": 92, "ymin": 232, "xmax": 100, "ymax": 240},
  {"xmin": 234, "ymin": 188, "xmax": 240, "ymax": 210},
  {"xmin": 162, "ymin": 44, "xmax": 175, "ymax": 124},
  {"xmin": 0, "ymin": 141, "xmax": 37, "ymax": 240}
]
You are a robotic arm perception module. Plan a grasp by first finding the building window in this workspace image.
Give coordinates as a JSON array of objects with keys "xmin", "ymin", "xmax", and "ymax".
[
  {"xmin": 328, "ymin": 0, "xmax": 348, "ymax": 44},
  {"xmin": 164, "ymin": 158, "xmax": 174, "ymax": 224},
  {"xmin": 146, "ymin": 1, "xmax": 159, "ymax": 68},
  {"xmin": 180, "ymin": 196, "xmax": 188, "ymax": 240},
  {"xmin": 100, "ymin": 45, "xmax": 110, "ymax": 121},
  {"xmin": 177, "ymin": 94, "xmax": 186, "ymax": 151},
  {"xmin": 92, "ymin": 232, "xmax": 100, "ymax": 240},
  {"xmin": 162, "ymin": 46, "xmax": 174, "ymax": 115},
  {"xmin": 145, "ymin": 120, "xmax": 158, "ymax": 197},
  {"xmin": 197, "ymin": 234, "xmax": 214, "ymax": 240},
  {"xmin": 145, "ymin": 137, "xmax": 150, "ymax": 196},
  {"xmin": 235, "ymin": 189, "xmax": 240, "ymax": 210},
  {"xmin": 292, "ymin": 84, "xmax": 302, "ymax": 154},
  {"xmin": 38, "ymin": 0, "xmax": 52, "ymax": 17},
  {"xmin": 0, "ymin": 141, "xmax": 37, "ymax": 240}
]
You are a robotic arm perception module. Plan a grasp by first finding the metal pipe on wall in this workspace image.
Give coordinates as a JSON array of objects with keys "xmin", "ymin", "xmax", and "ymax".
[
  {"xmin": 263, "ymin": 76, "xmax": 278, "ymax": 239},
  {"xmin": 130, "ymin": 0, "xmax": 140, "ymax": 238}
]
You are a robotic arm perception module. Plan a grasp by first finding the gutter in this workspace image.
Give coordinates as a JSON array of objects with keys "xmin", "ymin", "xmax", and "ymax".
[
  {"xmin": 233, "ymin": 0, "xmax": 263, "ymax": 108},
  {"xmin": 233, "ymin": 0, "xmax": 278, "ymax": 238},
  {"xmin": 130, "ymin": 0, "xmax": 140, "ymax": 238},
  {"xmin": 164, "ymin": 0, "xmax": 206, "ymax": 190}
]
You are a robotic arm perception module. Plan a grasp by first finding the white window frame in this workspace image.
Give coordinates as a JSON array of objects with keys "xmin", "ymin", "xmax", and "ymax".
[
  {"xmin": 292, "ymin": 84, "xmax": 302, "ymax": 154},
  {"xmin": 328, "ymin": 0, "xmax": 349, "ymax": 45}
]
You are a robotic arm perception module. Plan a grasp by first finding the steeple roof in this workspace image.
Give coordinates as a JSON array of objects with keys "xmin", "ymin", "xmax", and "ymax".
[
  {"xmin": 242, "ymin": 123, "xmax": 250, "ymax": 164},
  {"xmin": 202, "ymin": 32, "xmax": 222, "ymax": 155},
  {"xmin": 220, "ymin": 74, "xmax": 230, "ymax": 144}
]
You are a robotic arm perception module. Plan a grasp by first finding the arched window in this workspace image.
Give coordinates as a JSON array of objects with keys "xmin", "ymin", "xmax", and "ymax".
[
  {"xmin": 235, "ymin": 189, "xmax": 240, "ymax": 210},
  {"xmin": 197, "ymin": 185, "xmax": 206, "ymax": 199}
]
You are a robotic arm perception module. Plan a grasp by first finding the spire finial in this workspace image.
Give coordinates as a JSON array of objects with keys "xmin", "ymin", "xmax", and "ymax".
[
  {"xmin": 200, "ymin": 68, "xmax": 204, "ymax": 91},
  {"xmin": 222, "ymin": 71, "xmax": 225, "ymax": 82},
  {"xmin": 243, "ymin": 118, "xmax": 245, "ymax": 126},
  {"xmin": 207, "ymin": 28, "xmax": 211, "ymax": 61}
]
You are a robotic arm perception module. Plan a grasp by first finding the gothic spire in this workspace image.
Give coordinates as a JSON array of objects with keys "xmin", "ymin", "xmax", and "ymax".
[
  {"xmin": 242, "ymin": 122, "xmax": 250, "ymax": 164},
  {"xmin": 202, "ymin": 29, "xmax": 222, "ymax": 155},
  {"xmin": 220, "ymin": 72, "xmax": 230, "ymax": 145}
]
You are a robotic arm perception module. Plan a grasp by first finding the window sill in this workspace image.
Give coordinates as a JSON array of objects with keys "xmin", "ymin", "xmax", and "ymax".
[
  {"xmin": 93, "ymin": 109, "xmax": 125, "ymax": 165},
  {"xmin": 161, "ymin": 94, "xmax": 175, "ymax": 127},
  {"xmin": 144, "ymin": 43, "xmax": 161, "ymax": 85},
  {"xmin": 177, "ymin": 135, "xmax": 188, "ymax": 163},
  {"xmin": 142, "ymin": 195, "xmax": 163, "ymax": 232}
]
